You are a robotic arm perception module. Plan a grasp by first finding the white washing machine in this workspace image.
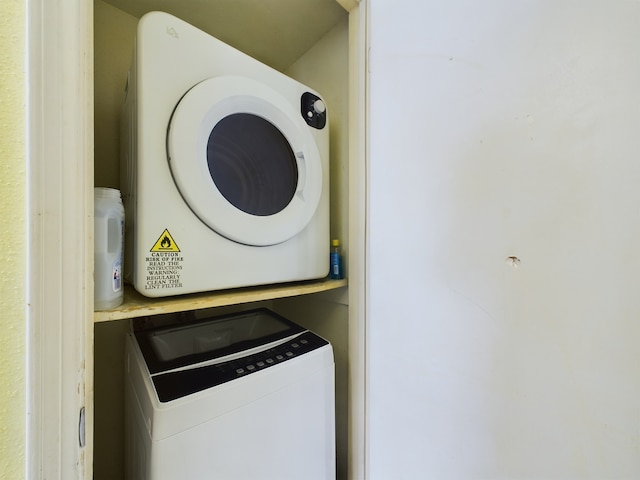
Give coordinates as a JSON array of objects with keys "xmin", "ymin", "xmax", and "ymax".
[
  {"xmin": 125, "ymin": 308, "xmax": 336, "ymax": 480},
  {"xmin": 121, "ymin": 11, "xmax": 330, "ymax": 297}
]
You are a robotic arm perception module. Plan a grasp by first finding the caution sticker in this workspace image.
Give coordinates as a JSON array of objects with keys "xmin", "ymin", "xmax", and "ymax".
[
  {"xmin": 150, "ymin": 229, "xmax": 180, "ymax": 252},
  {"xmin": 145, "ymin": 229, "xmax": 184, "ymax": 291}
]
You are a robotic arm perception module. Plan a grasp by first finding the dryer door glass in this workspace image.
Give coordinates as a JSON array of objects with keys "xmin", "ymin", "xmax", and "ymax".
[{"xmin": 207, "ymin": 113, "xmax": 298, "ymax": 216}]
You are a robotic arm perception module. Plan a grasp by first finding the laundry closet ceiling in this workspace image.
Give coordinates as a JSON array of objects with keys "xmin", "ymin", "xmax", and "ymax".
[{"xmin": 101, "ymin": 0, "xmax": 347, "ymax": 72}]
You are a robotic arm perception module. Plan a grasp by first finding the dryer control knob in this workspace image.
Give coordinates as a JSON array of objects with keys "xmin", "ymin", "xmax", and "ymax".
[{"xmin": 313, "ymin": 99, "xmax": 326, "ymax": 114}]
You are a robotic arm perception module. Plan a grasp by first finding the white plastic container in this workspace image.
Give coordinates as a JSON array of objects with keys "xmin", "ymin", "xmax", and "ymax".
[{"xmin": 94, "ymin": 187, "xmax": 125, "ymax": 310}]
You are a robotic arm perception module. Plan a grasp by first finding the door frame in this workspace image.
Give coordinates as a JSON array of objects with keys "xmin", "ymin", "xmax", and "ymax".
[
  {"xmin": 346, "ymin": 2, "xmax": 368, "ymax": 479},
  {"xmin": 26, "ymin": 0, "xmax": 93, "ymax": 478}
]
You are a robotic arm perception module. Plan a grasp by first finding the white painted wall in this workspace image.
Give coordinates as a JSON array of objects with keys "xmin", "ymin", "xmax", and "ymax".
[{"xmin": 367, "ymin": 1, "xmax": 640, "ymax": 478}]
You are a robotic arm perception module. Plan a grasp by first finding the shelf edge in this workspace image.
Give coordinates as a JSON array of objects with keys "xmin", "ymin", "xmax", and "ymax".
[{"xmin": 94, "ymin": 278, "xmax": 348, "ymax": 323}]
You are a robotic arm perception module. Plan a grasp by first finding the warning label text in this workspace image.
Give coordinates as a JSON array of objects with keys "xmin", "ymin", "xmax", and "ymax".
[{"xmin": 145, "ymin": 240, "xmax": 184, "ymax": 290}]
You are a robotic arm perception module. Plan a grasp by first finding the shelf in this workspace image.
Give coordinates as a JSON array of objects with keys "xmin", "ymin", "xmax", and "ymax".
[{"xmin": 94, "ymin": 277, "xmax": 347, "ymax": 322}]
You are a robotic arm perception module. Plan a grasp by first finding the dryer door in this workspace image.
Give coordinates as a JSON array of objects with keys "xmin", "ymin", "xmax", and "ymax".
[{"xmin": 167, "ymin": 76, "xmax": 324, "ymax": 246}]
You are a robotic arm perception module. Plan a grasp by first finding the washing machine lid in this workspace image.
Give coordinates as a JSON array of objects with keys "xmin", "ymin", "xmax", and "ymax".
[
  {"xmin": 167, "ymin": 75, "xmax": 324, "ymax": 246},
  {"xmin": 135, "ymin": 308, "xmax": 305, "ymax": 375}
]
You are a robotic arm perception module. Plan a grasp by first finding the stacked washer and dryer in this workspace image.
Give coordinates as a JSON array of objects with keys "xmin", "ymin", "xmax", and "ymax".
[{"xmin": 121, "ymin": 11, "xmax": 335, "ymax": 480}]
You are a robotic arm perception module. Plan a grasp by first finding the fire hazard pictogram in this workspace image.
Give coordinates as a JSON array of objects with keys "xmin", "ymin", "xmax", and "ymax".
[{"xmin": 150, "ymin": 229, "xmax": 181, "ymax": 252}]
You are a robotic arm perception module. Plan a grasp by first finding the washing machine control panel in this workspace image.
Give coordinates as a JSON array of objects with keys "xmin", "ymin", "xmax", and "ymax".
[{"xmin": 151, "ymin": 331, "xmax": 329, "ymax": 402}]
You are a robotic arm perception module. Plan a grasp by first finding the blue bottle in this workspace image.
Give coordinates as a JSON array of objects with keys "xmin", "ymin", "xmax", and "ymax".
[{"xmin": 330, "ymin": 239, "xmax": 344, "ymax": 279}]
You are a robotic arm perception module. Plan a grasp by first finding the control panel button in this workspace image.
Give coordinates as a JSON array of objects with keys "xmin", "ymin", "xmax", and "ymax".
[{"xmin": 313, "ymin": 99, "xmax": 326, "ymax": 114}]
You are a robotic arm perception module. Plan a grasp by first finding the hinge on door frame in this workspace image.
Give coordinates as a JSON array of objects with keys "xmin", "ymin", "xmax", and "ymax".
[{"xmin": 78, "ymin": 406, "xmax": 86, "ymax": 448}]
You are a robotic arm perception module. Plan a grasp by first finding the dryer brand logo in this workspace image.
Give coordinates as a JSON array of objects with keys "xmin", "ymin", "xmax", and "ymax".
[
  {"xmin": 166, "ymin": 26, "xmax": 179, "ymax": 39},
  {"xmin": 145, "ymin": 229, "xmax": 184, "ymax": 291}
]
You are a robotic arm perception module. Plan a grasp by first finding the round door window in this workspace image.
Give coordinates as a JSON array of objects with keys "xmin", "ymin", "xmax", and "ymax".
[
  {"xmin": 167, "ymin": 76, "xmax": 324, "ymax": 246},
  {"xmin": 207, "ymin": 113, "xmax": 297, "ymax": 217}
]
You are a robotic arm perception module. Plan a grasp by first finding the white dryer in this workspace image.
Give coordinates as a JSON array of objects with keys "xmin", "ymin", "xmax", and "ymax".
[{"xmin": 121, "ymin": 12, "xmax": 330, "ymax": 297}]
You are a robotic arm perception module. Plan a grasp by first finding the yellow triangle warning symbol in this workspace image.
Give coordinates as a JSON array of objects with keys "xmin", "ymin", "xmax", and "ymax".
[{"xmin": 150, "ymin": 229, "xmax": 180, "ymax": 252}]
